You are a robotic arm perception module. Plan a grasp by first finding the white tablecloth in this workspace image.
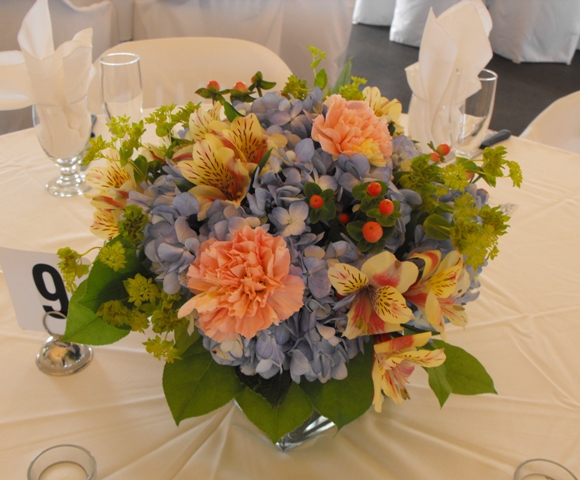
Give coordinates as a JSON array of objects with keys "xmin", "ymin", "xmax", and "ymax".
[{"xmin": 1, "ymin": 119, "xmax": 580, "ymax": 479}]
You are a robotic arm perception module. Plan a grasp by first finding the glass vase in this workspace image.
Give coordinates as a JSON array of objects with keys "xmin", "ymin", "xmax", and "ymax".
[{"xmin": 276, "ymin": 411, "xmax": 335, "ymax": 452}]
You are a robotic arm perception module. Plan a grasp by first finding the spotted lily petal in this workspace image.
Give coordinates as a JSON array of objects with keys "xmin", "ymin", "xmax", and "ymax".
[
  {"xmin": 188, "ymin": 103, "xmax": 224, "ymax": 142},
  {"xmin": 221, "ymin": 113, "xmax": 267, "ymax": 166},
  {"xmin": 343, "ymin": 289, "xmax": 392, "ymax": 339},
  {"xmin": 90, "ymin": 208, "xmax": 119, "ymax": 240},
  {"xmin": 372, "ymin": 285, "xmax": 415, "ymax": 326},
  {"xmin": 178, "ymin": 135, "xmax": 250, "ymax": 211},
  {"xmin": 85, "ymin": 160, "xmax": 133, "ymax": 191},
  {"xmin": 361, "ymin": 251, "xmax": 418, "ymax": 293},
  {"xmin": 372, "ymin": 332, "xmax": 445, "ymax": 411},
  {"xmin": 328, "ymin": 263, "xmax": 368, "ymax": 296}
]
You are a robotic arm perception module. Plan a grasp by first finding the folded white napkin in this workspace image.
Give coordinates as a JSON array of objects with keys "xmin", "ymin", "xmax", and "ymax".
[
  {"xmin": 405, "ymin": 0, "xmax": 493, "ymax": 150},
  {"xmin": 0, "ymin": 0, "xmax": 93, "ymax": 157}
]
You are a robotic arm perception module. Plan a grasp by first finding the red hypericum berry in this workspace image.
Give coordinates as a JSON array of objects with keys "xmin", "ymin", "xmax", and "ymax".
[
  {"xmin": 436, "ymin": 143, "xmax": 451, "ymax": 156},
  {"xmin": 233, "ymin": 81, "xmax": 248, "ymax": 92},
  {"xmin": 366, "ymin": 182, "xmax": 382, "ymax": 197},
  {"xmin": 379, "ymin": 199, "xmax": 395, "ymax": 216},
  {"xmin": 362, "ymin": 221, "xmax": 383, "ymax": 243},
  {"xmin": 207, "ymin": 80, "xmax": 220, "ymax": 91},
  {"xmin": 338, "ymin": 213, "xmax": 350, "ymax": 225},
  {"xmin": 309, "ymin": 194, "xmax": 324, "ymax": 209},
  {"xmin": 430, "ymin": 152, "xmax": 441, "ymax": 163},
  {"xmin": 466, "ymin": 172, "xmax": 475, "ymax": 181}
]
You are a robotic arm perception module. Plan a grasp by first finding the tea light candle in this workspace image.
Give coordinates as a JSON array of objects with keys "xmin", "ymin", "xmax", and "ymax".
[
  {"xmin": 39, "ymin": 462, "xmax": 87, "ymax": 480},
  {"xmin": 519, "ymin": 476, "xmax": 553, "ymax": 480}
]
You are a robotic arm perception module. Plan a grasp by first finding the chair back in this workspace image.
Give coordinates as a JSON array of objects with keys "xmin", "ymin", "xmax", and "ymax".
[
  {"xmin": 88, "ymin": 37, "xmax": 293, "ymax": 114},
  {"xmin": 520, "ymin": 91, "xmax": 580, "ymax": 155}
]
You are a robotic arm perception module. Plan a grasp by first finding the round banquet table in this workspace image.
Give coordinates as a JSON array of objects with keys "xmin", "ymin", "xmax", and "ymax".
[{"xmin": 1, "ymin": 116, "xmax": 579, "ymax": 479}]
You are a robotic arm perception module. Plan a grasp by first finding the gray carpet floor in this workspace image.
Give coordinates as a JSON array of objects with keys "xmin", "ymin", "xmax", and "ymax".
[{"xmin": 346, "ymin": 24, "xmax": 580, "ymax": 135}]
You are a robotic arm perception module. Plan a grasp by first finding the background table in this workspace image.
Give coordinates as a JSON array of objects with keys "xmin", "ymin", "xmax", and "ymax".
[{"xmin": 1, "ymin": 117, "xmax": 579, "ymax": 479}]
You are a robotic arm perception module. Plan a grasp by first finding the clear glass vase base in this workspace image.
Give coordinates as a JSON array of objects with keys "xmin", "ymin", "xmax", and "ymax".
[{"xmin": 275, "ymin": 412, "xmax": 336, "ymax": 452}]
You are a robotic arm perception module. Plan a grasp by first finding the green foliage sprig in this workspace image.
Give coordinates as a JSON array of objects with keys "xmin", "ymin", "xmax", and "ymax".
[{"xmin": 396, "ymin": 146, "xmax": 522, "ymax": 269}]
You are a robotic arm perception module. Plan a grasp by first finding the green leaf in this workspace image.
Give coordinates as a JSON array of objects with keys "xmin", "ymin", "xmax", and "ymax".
[
  {"xmin": 425, "ymin": 364, "xmax": 452, "ymax": 407},
  {"xmin": 330, "ymin": 57, "xmax": 353, "ymax": 95},
  {"xmin": 351, "ymin": 182, "xmax": 367, "ymax": 200},
  {"xmin": 61, "ymin": 280, "xmax": 130, "ymax": 345},
  {"xmin": 361, "ymin": 195, "xmax": 381, "ymax": 212},
  {"xmin": 259, "ymin": 80, "xmax": 277, "ymax": 90},
  {"xmin": 235, "ymin": 369, "xmax": 292, "ymax": 407},
  {"xmin": 423, "ymin": 214, "xmax": 452, "ymax": 241},
  {"xmin": 77, "ymin": 238, "xmax": 144, "ymax": 312},
  {"xmin": 309, "ymin": 208, "xmax": 322, "ymax": 224},
  {"xmin": 432, "ymin": 340, "xmax": 497, "ymax": 396},
  {"xmin": 173, "ymin": 323, "xmax": 200, "ymax": 355},
  {"xmin": 219, "ymin": 99, "xmax": 244, "ymax": 122},
  {"xmin": 314, "ymin": 68, "xmax": 328, "ymax": 90},
  {"xmin": 163, "ymin": 338, "xmax": 244, "ymax": 424},
  {"xmin": 299, "ymin": 344, "xmax": 373, "ymax": 429},
  {"xmin": 346, "ymin": 220, "xmax": 364, "ymax": 241},
  {"xmin": 236, "ymin": 383, "xmax": 313, "ymax": 443},
  {"xmin": 304, "ymin": 182, "xmax": 322, "ymax": 198},
  {"xmin": 131, "ymin": 155, "xmax": 149, "ymax": 184},
  {"xmin": 255, "ymin": 148, "xmax": 272, "ymax": 174}
]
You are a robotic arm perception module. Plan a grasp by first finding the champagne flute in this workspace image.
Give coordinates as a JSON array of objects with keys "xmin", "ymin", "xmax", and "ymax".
[
  {"xmin": 100, "ymin": 52, "xmax": 143, "ymax": 122},
  {"xmin": 450, "ymin": 69, "xmax": 498, "ymax": 159}
]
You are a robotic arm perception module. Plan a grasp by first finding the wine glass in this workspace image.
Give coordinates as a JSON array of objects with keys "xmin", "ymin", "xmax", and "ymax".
[
  {"xmin": 32, "ymin": 96, "xmax": 91, "ymax": 197},
  {"xmin": 100, "ymin": 52, "xmax": 143, "ymax": 122},
  {"xmin": 450, "ymin": 69, "xmax": 498, "ymax": 159}
]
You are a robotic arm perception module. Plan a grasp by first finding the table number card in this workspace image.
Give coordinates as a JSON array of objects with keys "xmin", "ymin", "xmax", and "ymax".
[{"xmin": 0, "ymin": 247, "xmax": 74, "ymax": 334}]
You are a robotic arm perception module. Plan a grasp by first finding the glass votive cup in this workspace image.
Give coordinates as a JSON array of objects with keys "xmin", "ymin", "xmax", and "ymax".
[
  {"xmin": 514, "ymin": 458, "xmax": 577, "ymax": 480},
  {"xmin": 28, "ymin": 444, "xmax": 97, "ymax": 480}
]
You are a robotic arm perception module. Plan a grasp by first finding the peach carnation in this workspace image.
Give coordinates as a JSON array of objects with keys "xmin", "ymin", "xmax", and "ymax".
[
  {"xmin": 178, "ymin": 225, "xmax": 305, "ymax": 342},
  {"xmin": 311, "ymin": 94, "xmax": 393, "ymax": 167}
]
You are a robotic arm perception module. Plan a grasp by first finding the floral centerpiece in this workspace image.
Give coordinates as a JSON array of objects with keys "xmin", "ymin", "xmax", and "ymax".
[{"xmin": 58, "ymin": 48, "xmax": 522, "ymax": 446}]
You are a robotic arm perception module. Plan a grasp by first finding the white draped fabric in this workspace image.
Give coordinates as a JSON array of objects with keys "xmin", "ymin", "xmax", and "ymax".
[
  {"xmin": 352, "ymin": 0, "xmax": 396, "ymax": 27},
  {"xmin": 1, "ymin": 117, "xmax": 579, "ymax": 478},
  {"xmin": 0, "ymin": 0, "xmax": 119, "ymax": 135},
  {"xmin": 520, "ymin": 90, "xmax": 580, "ymax": 154},
  {"xmin": 354, "ymin": 0, "xmax": 580, "ymax": 64},
  {"xmin": 487, "ymin": 0, "xmax": 580, "ymax": 65},
  {"xmin": 132, "ymin": 0, "xmax": 356, "ymax": 85},
  {"xmin": 389, "ymin": 0, "xmax": 462, "ymax": 47}
]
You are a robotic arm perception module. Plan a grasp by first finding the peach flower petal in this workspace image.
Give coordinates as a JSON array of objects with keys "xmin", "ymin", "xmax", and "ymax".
[
  {"xmin": 178, "ymin": 226, "xmax": 305, "ymax": 342},
  {"xmin": 311, "ymin": 94, "xmax": 393, "ymax": 167}
]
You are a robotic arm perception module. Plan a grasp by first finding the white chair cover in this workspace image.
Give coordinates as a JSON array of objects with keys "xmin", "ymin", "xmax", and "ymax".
[
  {"xmin": 487, "ymin": 0, "xmax": 580, "ymax": 64},
  {"xmin": 389, "ymin": 0, "xmax": 462, "ymax": 47},
  {"xmin": 352, "ymin": 0, "xmax": 396, "ymax": 26},
  {"xmin": 519, "ymin": 90, "xmax": 580, "ymax": 154},
  {"xmin": 132, "ymin": 0, "xmax": 355, "ymax": 85},
  {"xmin": 278, "ymin": 0, "xmax": 356, "ymax": 83},
  {"xmin": 87, "ymin": 37, "xmax": 293, "ymax": 114},
  {"xmin": 133, "ymin": 0, "xmax": 284, "ymax": 59},
  {"xmin": 70, "ymin": 0, "xmax": 134, "ymax": 41},
  {"xmin": 51, "ymin": 0, "xmax": 120, "ymax": 60}
]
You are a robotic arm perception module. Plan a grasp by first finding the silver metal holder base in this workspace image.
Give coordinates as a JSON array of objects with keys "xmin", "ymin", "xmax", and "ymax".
[{"xmin": 36, "ymin": 311, "xmax": 93, "ymax": 376}]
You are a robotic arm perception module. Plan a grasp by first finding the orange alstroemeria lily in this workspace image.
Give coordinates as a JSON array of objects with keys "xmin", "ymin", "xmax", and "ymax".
[
  {"xmin": 85, "ymin": 157, "xmax": 139, "ymax": 240},
  {"xmin": 404, "ymin": 250, "xmax": 470, "ymax": 340},
  {"xmin": 328, "ymin": 251, "xmax": 419, "ymax": 339},
  {"xmin": 372, "ymin": 332, "xmax": 446, "ymax": 411},
  {"xmin": 188, "ymin": 102, "xmax": 226, "ymax": 143},
  {"xmin": 178, "ymin": 134, "xmax": 250, "ymax": 219}
]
